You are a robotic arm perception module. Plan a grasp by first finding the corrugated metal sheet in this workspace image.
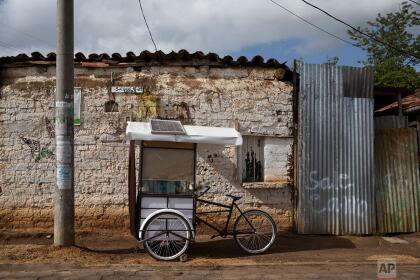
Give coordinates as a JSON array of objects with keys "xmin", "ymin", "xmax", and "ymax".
[
  {"xmin": 375, "ymin": 128, "xmax": 420, "ymax": 233},
  {"xmin": 342, "ymin": 66, "xmax": 374, "ymax": 98},
  {"xmin": 297, "ymin": 63, "xmax": 376, "ymax": 235},
  {"xmin": 374, "ymin": 116, "xmax": 408, "ymax": 129}
]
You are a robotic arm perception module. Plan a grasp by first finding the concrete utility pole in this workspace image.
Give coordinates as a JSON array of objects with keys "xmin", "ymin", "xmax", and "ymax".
[{"xmin": 54, "ymin": 0, "xmax": 74, "ymax": 246}]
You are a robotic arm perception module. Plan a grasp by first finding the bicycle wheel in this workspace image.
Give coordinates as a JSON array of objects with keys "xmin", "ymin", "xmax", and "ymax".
[
  {"xmin": 142, "ymin": 211, "xmax": 192, "ymax": 261},
  {"xmin": 233, "ymin": 209, "xmax": 277, "ymax": 254}
]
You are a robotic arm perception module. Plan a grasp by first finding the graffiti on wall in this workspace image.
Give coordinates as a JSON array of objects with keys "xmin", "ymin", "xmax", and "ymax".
[
  {"xmin": 20, "ymin": 136, "xmax": 54, "ymax": 163},
  {"xmin": 44, "ymin": 117, "xmax": 55, "ymax": 138},
  {"xmin": 34, "ymin": 147, "xmax": 54, "ymax": 163},
  {"xmin": 306, "ymin": 171, "xmax": 368, "ymax": 218}
]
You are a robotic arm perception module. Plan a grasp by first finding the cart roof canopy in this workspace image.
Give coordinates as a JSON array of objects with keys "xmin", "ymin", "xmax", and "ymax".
[{"xmin": 126, "ymin": 121, "xmax": 242, "ymax": 146}]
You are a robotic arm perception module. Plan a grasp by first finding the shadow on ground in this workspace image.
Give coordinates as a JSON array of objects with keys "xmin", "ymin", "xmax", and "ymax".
[
  {"xmin": 1, "ymin": 229, "xmax": 356, "ymax": 259},
  {"xmin": 188, "ymin": 232, "xmax": 356, "ymax": 259},
  {"xmin": 67, "ymin": 231, "xmax": 356, "ymax": 260}
]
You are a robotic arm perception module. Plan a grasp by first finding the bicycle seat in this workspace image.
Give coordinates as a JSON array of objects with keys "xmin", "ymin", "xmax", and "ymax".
[{"xmin": 225, "ymin": 194, "xmax": 242, "ymax": 201}]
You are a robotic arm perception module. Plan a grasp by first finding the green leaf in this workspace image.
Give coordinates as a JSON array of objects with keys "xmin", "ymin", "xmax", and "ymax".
[{"xmin": 347, "ymin": 1, "xmax": 419, "ymax": 90}]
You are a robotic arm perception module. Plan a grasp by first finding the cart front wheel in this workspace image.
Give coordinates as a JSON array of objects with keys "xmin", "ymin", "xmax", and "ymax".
[
  {"xmin": 233, "ymin": 209, "xmax": 277, "ymax": 254},
  {"xmin": 142, "ymin": 211, "xmax": 191, "ymax": 261}
]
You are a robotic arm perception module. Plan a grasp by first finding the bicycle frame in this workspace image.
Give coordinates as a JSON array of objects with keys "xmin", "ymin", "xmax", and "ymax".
[{"xmin": 195, "ymin": 197, "xmax": 255, "ymax": 237}]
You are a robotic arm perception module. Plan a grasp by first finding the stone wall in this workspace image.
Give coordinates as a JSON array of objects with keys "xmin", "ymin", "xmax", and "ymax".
[{"xmin": 0, "ymin": 64, "xmax": 294, "ymax": 232}]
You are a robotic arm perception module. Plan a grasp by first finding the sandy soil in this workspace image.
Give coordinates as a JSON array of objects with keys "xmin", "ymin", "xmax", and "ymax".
[{"xmin": 1, "ymin": 229, "xmax": 419, "ymax": 267}]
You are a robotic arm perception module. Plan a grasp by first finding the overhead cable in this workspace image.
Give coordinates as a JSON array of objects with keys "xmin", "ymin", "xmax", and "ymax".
[
  {"xmin": 137, "ymin": 0, "xmax": 158, "ymax": 52},
  {"xmin": 0, "ymin": 20, "xmax": 51, "ymax": 47},
  {"xmin": 0, "ymin": 40, "xmax": 23, "ymax": 52},
  {"xmin": 269, "ymin": 0, "xmax": 355, "ymax": 47},
  {"xmin": 299, "ymin": 0, "xmax": 420, "ymax": 59}
]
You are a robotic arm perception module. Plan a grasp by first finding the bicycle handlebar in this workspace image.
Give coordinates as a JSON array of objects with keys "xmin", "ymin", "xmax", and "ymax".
[{"xmin": 197, "ymin": 186, "xmax": 210, "ymax": 198}]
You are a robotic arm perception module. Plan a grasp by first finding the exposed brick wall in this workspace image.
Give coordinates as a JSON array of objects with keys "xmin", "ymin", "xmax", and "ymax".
[{"xmin": 0, "ymin": 65, "xmax": 294, "ymax": 231}]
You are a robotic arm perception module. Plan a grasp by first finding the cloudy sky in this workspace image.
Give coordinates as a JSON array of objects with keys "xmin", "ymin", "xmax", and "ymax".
[{"xmin": 0, "ymin": 0, "xmax": 409, "ymax": 66}]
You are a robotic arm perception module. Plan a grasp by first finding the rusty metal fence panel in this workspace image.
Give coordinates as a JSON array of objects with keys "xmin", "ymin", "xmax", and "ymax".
[
  {"xmin": 297, "ymin": 63, "xmax": 376, "ymax": 234},
  {"xmin": 375, "ymin": 128, "xmax": 420, "ymax": 233},
  {"xmin": 374, "ymin": 116, "xmax": 408, "ymax": 129}
]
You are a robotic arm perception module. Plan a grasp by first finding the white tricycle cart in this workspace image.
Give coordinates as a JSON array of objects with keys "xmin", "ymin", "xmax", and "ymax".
[{"xmin": 126, "ymin": 120, "xmax": 277, "ymax": 261}]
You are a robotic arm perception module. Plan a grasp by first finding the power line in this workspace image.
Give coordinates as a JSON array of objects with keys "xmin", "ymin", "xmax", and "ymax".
[
  {"xmin": 0, "ymin": 39, "xmax": 23, "ymax": 53},
  {"xmin": 408, "ymin": 0, "xmax": 420, "ymax": 6},
  {"xmin": 269, "ymin": 0, "xmax": 355, "ymax": 47},
  {"xmin": 0, "ymin": 20, "xmax": 52, "ymax": 47},
  {"xmin": 0, "ymin": 41, "xmax": 16, "ymax": 50},
  {"xmin": 299, "ymin": 0, "xmax": 420, "ymax": 60},
  {"xmin": 137, "ymin": 0, "xmax": 158, "ymax": 52}
]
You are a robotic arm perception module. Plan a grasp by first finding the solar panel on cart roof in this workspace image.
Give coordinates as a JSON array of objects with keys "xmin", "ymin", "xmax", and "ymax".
[{"xmin": 150, "ymin": 119, "xmax": 186, "ymax": 135}]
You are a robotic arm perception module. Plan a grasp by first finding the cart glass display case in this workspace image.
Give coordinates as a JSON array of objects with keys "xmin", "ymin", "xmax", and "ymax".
[{"xmin": 141, "ymin": 144, "xmax": 195, "ymax": 195}]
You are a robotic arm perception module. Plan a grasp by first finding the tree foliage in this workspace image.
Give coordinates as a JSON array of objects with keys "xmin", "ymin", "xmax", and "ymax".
[
  {"xmin": 348, "ymin": 1, "xmax": 419, "ymax": 90},
  {"xmin": 325, "ymin": 56, "xmax": 339, "ymax": 66}
]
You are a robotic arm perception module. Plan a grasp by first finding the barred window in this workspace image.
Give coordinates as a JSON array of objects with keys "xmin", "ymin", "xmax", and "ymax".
[
  {"xmin": 242, "ymin": 136, "xmax": 264, "ymax": 182},
  {"xmin": 241, "ymin": 136, "xmax": 292, "ymax": 185}
]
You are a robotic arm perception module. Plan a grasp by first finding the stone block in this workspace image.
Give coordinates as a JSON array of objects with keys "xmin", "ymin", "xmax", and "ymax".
[
  {"xmin": 75, "ymin": 136, "xmax": 97, "ymax": 145},
  {"xmin": 0, "ymin": 65, "xmax": 294, "ymax": 230}
]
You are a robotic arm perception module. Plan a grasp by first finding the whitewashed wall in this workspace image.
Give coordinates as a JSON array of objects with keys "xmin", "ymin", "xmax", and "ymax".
[{"xmin": 0, "ymin": 64, "xmax": 294, "ymax": 230}]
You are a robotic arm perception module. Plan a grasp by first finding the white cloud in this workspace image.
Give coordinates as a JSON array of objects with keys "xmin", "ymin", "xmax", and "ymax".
[{"xmin": 0, "ymin": 0, "xmax": 404, "ymax": 57}]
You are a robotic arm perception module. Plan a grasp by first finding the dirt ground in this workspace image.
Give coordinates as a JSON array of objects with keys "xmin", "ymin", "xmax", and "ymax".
[{"xmin": 0, "ymin": 229, "xmax": 419, "ymax": 279}]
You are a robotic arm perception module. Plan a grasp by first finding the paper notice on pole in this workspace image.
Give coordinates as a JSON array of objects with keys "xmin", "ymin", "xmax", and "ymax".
[
  {"xmin": 54, "ymin": 87, "xmax": 81, "ymax": 126},
  {"xmin": 56, "ymin": 164, "xmax": 72, "ymax": 189},
  {"xmin": 74, "ymin": 87, "xmax": 81, "ymax": 125},
  {"xmin": 56, "ymin": 140, "xmax": 72, "ymax": 164},
  {"xmin": 54, "ymin": 109, "xmax": 70, "ymax": 137},
  {"xmin": 55, "ymin": 101, "xmax": 71, "ymax": 108}
]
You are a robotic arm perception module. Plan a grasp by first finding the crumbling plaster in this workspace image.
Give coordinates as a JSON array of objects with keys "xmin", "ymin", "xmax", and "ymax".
[{"xmin": 0, "ymin": 64, "xmax": 294, "ymax": 230}]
